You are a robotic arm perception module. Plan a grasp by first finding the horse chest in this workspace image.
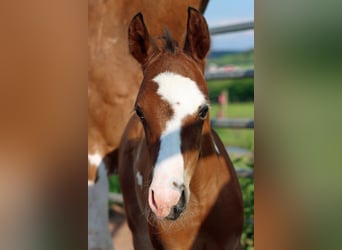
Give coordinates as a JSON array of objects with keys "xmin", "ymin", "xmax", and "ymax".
[{"xmin": 150, "ymin": 219, "xmax": 232, "ymax": 250}]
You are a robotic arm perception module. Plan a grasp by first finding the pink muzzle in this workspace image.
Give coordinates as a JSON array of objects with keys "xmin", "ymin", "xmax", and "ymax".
[{"xmin": 148, "ymin": 186, "xmax": 182, "ymax": 218}]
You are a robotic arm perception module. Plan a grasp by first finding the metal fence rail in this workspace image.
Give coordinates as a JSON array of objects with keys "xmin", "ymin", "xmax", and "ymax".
[
  {"xmin": 236, "ymin": 168, "xmax": 254, "ymax": 179},
  {"xmin": 209, "ymin": 21, "xmax": 254, "ymax": 35},
  {"xmin": 211, "ymin": 118, "xmax": 254, "ymax": 129},
  {"xmin": 206, "ymin": 68, "xmax": 254, "ymax": 80}
]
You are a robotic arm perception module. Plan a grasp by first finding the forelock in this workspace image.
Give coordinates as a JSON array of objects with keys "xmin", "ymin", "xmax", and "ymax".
[{"xmin": 160, "ymin": 29, "xmax": 178, "ymax": 54}]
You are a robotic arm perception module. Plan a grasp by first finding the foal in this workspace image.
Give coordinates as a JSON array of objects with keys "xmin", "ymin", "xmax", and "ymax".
[{"xmin": 119, "ymin": 7, "xmax": 243, "ymax": 249}]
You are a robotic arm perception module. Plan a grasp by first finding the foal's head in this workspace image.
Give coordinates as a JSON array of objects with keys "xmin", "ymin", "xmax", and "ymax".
[{"xmin": 128, "ymin": 7, "xmax": 210, "ymax": 220}]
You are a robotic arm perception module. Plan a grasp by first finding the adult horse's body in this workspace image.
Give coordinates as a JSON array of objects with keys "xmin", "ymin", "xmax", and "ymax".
[
  {"xmin": 88, "ymin": 1, "xmax": 209, "ymax": 249},
  {"xmin": 119, "ymin": 8, "xmax": 243, "ymax": 249}
]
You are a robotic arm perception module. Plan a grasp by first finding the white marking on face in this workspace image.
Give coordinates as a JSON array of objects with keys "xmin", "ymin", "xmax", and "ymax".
[
  {"xmin": 151, "ymin": 71, "xmax": 206, "ymax": 186},
  {"xmin": 213, "ymin": 141, "xmax": 220, "ymax": 154},
  {"xmin": 136, "ymin": 171, "xmax": 143, "ymax": 188},
  {"xmin": 88, "ymin": 152, "xmax": 102, "ymax": 168}
]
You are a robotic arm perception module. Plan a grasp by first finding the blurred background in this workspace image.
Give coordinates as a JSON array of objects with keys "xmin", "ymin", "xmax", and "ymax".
[{"xmin": 4, "ymin": 0, "xmax": 342, "ymax": 249}]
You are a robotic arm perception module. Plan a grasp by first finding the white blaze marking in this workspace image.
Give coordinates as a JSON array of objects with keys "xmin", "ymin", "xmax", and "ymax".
[
  {"xmin": 88, "ymin": 152, "xmax": 102, "ymax": 167},
  {"xmin": 152, "ymin": 72, "xmax": 206, "ymax": 185},
  {"xmin": 136, "ymin": 171, "xmax": 143, "ymax": 188}
]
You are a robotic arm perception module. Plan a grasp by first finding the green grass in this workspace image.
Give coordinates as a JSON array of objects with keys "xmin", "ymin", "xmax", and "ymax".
[
  {"xmin": 108, "ymin": 174, "xmax": 121, "ymax": 193},
  {"xmin": 239, "ymin": 176, "xmax": 254, "ymax": 249},
  {"xmin": 217, "ymin": 128, "xmax": 254, "ymax": 150},
  {"xmin": 210, "ymin": 102, "xmax": 254, "ymax": 118}
]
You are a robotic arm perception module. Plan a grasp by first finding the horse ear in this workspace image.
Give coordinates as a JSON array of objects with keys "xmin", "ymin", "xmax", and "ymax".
[
  {"xmin": 184, "ymin": 7, "xmax": 210, "ymax": 60},
  {"xmin": 128, "ymin": 13, "xmax": 151, "ymax": 65}
]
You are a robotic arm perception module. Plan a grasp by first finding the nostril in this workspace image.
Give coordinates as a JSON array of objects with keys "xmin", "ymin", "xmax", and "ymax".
[
  {"xmin": 166, "ymin": 190, "xmax": 186, "ymax": 220},
  {"xmin": 179, "ymin": 190, "xmax": 186, "ymax": 209},
  {"xmin": 172, "ymin": 181, "xmax": 185, "ymax": 192},
  {"xmin": 151, "ymin": 189, "xmax": 158, "ymax": 210}
]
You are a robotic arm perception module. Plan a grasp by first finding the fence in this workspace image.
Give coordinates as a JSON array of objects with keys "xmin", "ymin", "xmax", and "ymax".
[
  {"xmin": 108, "ymin": 22, "xmax": 254, "ymax": 204},
  {"xmin": 206, "ymin": 68, "xmax": 254, "ymax": 80},
  {"xmin": 209, "ymin": 21, "xmax": 254, "ymax": 35},
  {"xmin": 207, "ymin": 21, "xmax": 254, "ymax": 131},
  {"xmin": 207, "ymin": 21, "xmax": 254, "ymax": 181}
]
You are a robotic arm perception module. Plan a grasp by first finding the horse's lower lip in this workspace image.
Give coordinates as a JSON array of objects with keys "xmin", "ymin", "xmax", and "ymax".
[
  {"xmin": 151, "ymin": 209, "xmax": 184, "ymax": 221},
  {"xmin": 149, "ymin": 195, "xmax": 187, "ymax": 221}
]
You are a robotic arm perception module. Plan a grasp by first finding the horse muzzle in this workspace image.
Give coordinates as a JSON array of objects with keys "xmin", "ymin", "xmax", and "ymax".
[{"xmin": 148, "ymin": 184, "xmax": 186, "ymax": 220}]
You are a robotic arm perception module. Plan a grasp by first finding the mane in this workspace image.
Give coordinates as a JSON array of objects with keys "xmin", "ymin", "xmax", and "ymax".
[{"xmin": 159, "ymin": 29, "xmax": 179, "ymax": 54}]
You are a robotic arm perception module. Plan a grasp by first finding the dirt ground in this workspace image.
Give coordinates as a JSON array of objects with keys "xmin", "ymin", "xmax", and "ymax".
[{"xmin": 109, "ymin": 205, "xmax": 134, "ymax": 250}]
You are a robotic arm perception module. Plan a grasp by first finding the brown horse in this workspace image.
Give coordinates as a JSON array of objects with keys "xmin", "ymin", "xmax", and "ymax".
[
  {"xmin": 119, "ymin": 7, "xmax": 244, "ymax": 250},
  {"xmin": 88, "ymin": 1, "xmax": 208, "ymax": 249}
]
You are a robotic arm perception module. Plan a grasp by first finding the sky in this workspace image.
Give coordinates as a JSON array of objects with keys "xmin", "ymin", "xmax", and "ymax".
[{"xmin": 204, "ymin": 0, "xmax": 254, "ymax": 51}]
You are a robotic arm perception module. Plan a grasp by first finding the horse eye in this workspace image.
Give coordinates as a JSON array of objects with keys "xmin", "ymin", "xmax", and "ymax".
[
  {"xmin": 198, "ymin": 105, "xmax": 209, "ymax": 120},
  {"xmin": 135, "ymin": 106, "xmax": 144, "ymax": 120}
]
